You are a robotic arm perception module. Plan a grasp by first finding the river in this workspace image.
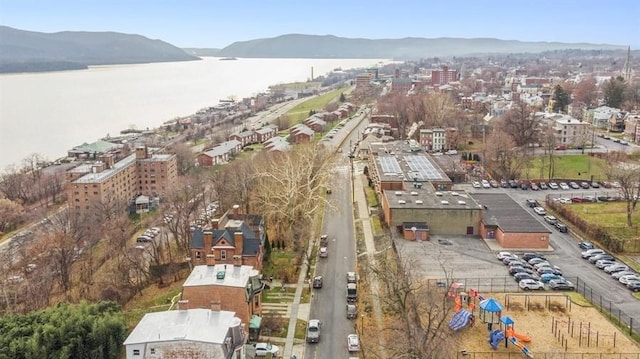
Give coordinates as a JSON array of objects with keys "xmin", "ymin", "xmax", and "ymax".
[{"xmin": 0, "ymin": 57, "xmax": 388, "ymax": 169}]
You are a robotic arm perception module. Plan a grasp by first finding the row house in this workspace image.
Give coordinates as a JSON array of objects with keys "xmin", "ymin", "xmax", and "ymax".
[
  {"xmin": 289, "ymin": 124, "xmax": 315, "ymax": 144},
  {"xmin": 419, "ymin": 128, "xmax": 458, "ymax": 152},
  {"xmin": 254, "ymin": 125, "xmax": 278, "ymax": 143},
  {"xmin": 229, "ymin": 130, "xmax": 257, "ymax": 147},
  {"xmin": 263, "ymin": 136, "xmax": 291, "ymax": 152},
  {"xmin": 304, "ymin": 115, "xmax": 327, "ymax": 132},
  {"xmin": 623, "ymin": 112, "xmax": 640, "ymax": 144},
  {"xmin": 313, "ymin": 111, "xmax": 337, "ymax": 122},
  {"xmin": 552, "ymin": 115, "xmax": 590, "ymax": 147},
  {"xmin": 586, "ymin": 106, "xmax": 620, "ymax": 129},
  {"xmin": 196, "ymin": 140, "xmax": 242, "ymax": 168}
]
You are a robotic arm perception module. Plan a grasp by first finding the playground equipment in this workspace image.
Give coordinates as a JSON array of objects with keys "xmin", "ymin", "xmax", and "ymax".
[
  {"xmin": 499, "ymin": 316, "xmax": 534, "ymax": 358},
  {"xmin": 489, "ymin": 329, "xmax": 505, "ymax": 350},
  {"xmin": 449, "ymin": 309, "xmax": 474, "ymax": 331}
]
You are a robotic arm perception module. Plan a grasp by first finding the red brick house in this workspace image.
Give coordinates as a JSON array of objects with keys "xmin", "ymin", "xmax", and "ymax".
[
  {"xmin": 229, "ymin": 130, "xmax": 257, "ymax": 147},
  {"xmin": 196, "ymin": 140, "xmax": 242, "ymax": 167},
  {"xmin": 304, "ymin": 116, "xmax": 327, "ymax": 132},
  {"xmin": 255, "ymin": 125, "xmax": 278, "ymax": 143},
  {"xmin": 289, "ymin": 124, "xmax": 315, "ymax": 144}
]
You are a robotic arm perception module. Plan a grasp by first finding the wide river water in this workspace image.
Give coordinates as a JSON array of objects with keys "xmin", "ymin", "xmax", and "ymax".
[{"xmin": 0, "ymin": 57, "xmax": 387, "ymax": 169}]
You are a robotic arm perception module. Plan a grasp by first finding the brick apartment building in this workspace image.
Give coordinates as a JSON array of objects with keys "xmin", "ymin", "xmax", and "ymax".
[
  {"xmin": 67, "ymin": 146, "xmax": 177, "ymax": 213},
  {"xmin": 431, "ymin": 66, "xmax": 458, "ymax": 87}
]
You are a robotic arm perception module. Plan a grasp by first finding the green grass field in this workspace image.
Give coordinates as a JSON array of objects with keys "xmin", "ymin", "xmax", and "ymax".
[
  {"xmin": 570, "ymin": 202, "xmax": 640, "ymax": 240},
  {"xmin": 527, "ymin": 154, "xmax": 607, "ymax": 182},
  {"xmin": 285, "ymin": 86, "xmax": 349, "ymax": 123}
]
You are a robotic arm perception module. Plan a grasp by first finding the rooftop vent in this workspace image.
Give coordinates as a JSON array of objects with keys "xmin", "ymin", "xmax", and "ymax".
[
  {"xmin": 415, "ymin": 200, "xmax": 423, "ymax": 204},
  {"xmin": 435, "ymin": 191, "xmax": 443, "ymax": 196},
  {"xmin": 398, "ymin": 200, "xmax": 406, "ymax": 204},
  {"xmin": 441, "ymin": 200, "xmax": 449, "ymax": 205},
  {"xmin": 395, "ymin": 191, "xmax": 403, "ymax": 196},
  {"xmin": 410, "ymin": 191, "xmax": 418, "ymax": 196},
  {"xmin": 451, "ymin": 192, "xmax": 459, "ymax": 196},
  {"xmin": 216, "ymin": 271, "xmax": 226, "ymax": 280},
  {"xmin": 458, "ymin": 200, "xmax": 467, "ymax": 205}
]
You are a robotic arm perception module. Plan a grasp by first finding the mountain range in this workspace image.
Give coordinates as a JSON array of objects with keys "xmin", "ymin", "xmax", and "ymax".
[
  {"xmin": 0, "ymin": 26, "xmax": 628, "ymax": 73},
  {"xmin": 215, "ymin": 34, "xmax": 626, "ymax": 59},
  {"xmin": 0, "ymin": 26, "xmax": 199, "ymax": 73}
]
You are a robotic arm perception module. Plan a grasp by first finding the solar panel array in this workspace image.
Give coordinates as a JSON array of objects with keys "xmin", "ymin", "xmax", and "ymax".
[
  {"xmin": 378, "ymin": 156, "xmax": 402, "ymax": 174},
  {"xmin": 404, "ymin": 155, "xmax": 445, "ymax": 180}
]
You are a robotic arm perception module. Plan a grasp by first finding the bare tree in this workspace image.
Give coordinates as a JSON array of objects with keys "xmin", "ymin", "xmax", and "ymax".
[
  {"xmin": 163, "ymin": 176, "xmax": 205, "ymax": 255},
  {"xmin": 252, "ymin": 143, "xmax": 334, "ymax": 252},
  {"xmin": 214, "ymin": 158, "xmax": 257, "ymax": 214},
  {"xmin": 0, "ymin": 198, "xmax": 25, "ymax": 234},
  {"xmin": 170, "ymin": 142, "xmax": 196, "ymax": 176},
  {"xmin": 423, "ymin": 91, "xmax": 453, "ymax": 128},
  {"xmin": 497, "ymin": 104, "xmax": 539, "ymax": 148},
  {"xmin": 484, "ymin": 130, "xmax": 526, "ymax": 180},
  {"xmin": 368, "ymin": 250, "xmax": 458, "ymax": 358},
  {"xmin": 539, "ymin": 127, "xmax": 558, "ymax": 179},
  {"xmin": 605, "ymin": 153, "xmax": 640, "ymax": 227},
  {"xmin": 377, "ymin": 93, "xmax": 411, "ymax": 139}
]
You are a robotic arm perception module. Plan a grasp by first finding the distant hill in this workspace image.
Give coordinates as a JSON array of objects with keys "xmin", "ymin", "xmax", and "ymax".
[
  {"xmin": 183, "ymin": 48, "xmax": 222, "ymax": 57},
  {"xmin": 0, "ymin": 26, "xmax": 200, "ymax": 73},
  {"xmin": 217, "ymin": 34, "xmax": 627, "ymax": 59}
]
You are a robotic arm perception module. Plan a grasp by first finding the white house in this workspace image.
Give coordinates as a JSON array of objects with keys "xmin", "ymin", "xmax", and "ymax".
[{"xmin": 123, "ymin": 308, "xmax": 246, "ymax": 359}]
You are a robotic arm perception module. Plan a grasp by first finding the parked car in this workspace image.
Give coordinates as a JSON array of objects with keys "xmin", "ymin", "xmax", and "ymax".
[
  {"xmin": 589, "ymin": 254, "xmax": 614, "ymax": 264},
  {"xmin": 533, "ymin": 207, "xmax": 546, "ymax": 215},
  {"xmin": 612, "ymin": 270, "xmax": 637, "ymax": 279},
  {"xmin": 539, "ymin": 182, "xmax": 549, "ymax": 190},
  {"xmin": 528, "ymin": 258, "xmax": 548, "ymax": 266},
  {"xmin": 537, "ymin": 266, "xmax": 563, "ymax": 276},
  {"xmin": 497, "ymin": 252, "xmax": 516, "ymax": 260},
  {"xmin": 604, "ymin": 264, "xmax": 629, "ymax": 274},
  {"xmin": 559, "ymin": 182, "xmax": 570, "ymax": 190},
  {"xmin": 580, "ymin": 182, "xmax": 590, "ymax": 189},
  {"xmin": 530, "ymin": 183, "xmax": 539, "ymax": 191},
  {"xmin": 569, "ymin": 182, "xmax": 580, "ymax": 189},
  {"xmin": 578, "ymin": 241, "xmax": 595, "ymax": 250},
  {"xmin": 347, "ymin": 334, "xmax": 361, "ymax": 352},
  {"xmin": 481, "ymin": 179, "xmax": 491, "ymax": 188},
  {"xmin": 594, "ymin": 259, "xmax": 616, "ymax": 269},
  {"xmin": 555, "ymin": 222, "xmax": 568, "ymax": 233},
  {"xmin": 306, "ymin": 319, "xmax": 321, "ymax": 343},
  {"xmin": 509, "ymin": 180, "xmax": 518, "ymax": 188},
  {"xmin": 540, "ymin": 273, "xmax": 564, "ymax": 283},
  {"xmin": 520, "ymin": 183, "xmax": 529, "ymax": 190},
  {"xmin": 346, "ymin": 272, "xmax": 357, "ymax": 284},
  {"xmin": 509, "ymin": 266, "xmax": 535, "ymax": 276},
  {"xmin": 590, "ymin": 181, "xmax": 600, "ymax": 188},
  {"xmin": 514, "ymin": 272, "xmax": 539, "ymax": 282},
  {"xmin": 313, "ymin": 276, "xmax": 323, "ymax": 288},
  {"xmin": 548, "ymin": 182, "xmax": 559, "ymax": 190},
  {"xmin": 254, "ymin": 343, "xmax": 280, "ymax": 357},
  {"xmin": 490, "ymin": 180, "xmax": 499, "ymax": 188},
  {"xmin": 136, "ymin": 235, "xmax": 153, "ymax": 243},
  {"xmin": 472, "ymin": 181, "xmax": 481, "ymax": 188},
  {"xmin": 319, "ymin": 247, "xmax": 328, "ymax": 258},
  {"xmin": 521, "ymin": 253, "xmax": 546, "ymax": 261},
  {"xmin": 544, "ymin": 215, "xmax": 558, "ymax": 224},
  {"xmin": 519, "ymin": 278, "xmax": 545, "ymax": 290},
  {"xmin": 581, "ymin": 248, "xmax": 605, "ymax": 259},
  {"xmin": 627, "ymin": 282, "xmax": 640, "ymax": 292},
  {"xmin": 525, "ymin": 199, "xmax": 539, "ymax": 208},
  {"xmin": 500, "ymin": 180, "xmax": 509, "ymax": 188},
  {"xmin": 346, "ymin": 304, "xmax": 357, "ymax": 319},
  {"xmin": 619, "ymin": 275, "xmax": 640, "ymax": 285},
  {"xmin": 549, "ymin": 279, "xmax": 575, "ymax": 291},
  {"xmin": 503, "ymin": 257, "xmax": 526, "ymax": 265}
]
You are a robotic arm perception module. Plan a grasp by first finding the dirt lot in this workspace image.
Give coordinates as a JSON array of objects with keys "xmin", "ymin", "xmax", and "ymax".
[{"xmin": 452, "ymin": 293, "xmax": 640, "ymax": 356}]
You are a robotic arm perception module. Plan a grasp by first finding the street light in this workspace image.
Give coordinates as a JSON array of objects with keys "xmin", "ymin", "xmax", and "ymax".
[{"xmin": 349, "ymin": 153, "xmax": 355, "ymax": 204}]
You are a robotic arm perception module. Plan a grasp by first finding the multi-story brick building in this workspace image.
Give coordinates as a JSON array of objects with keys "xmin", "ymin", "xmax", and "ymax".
[
  {"xmin": 67, "ymin": 146, "xmax": 177, "ymax": 213},
  {"xmin": 552, "ymin": 115, "xmax": 591, "ymax": 148},
  {"xmin": 181, "ymin": 260, "xmax": 264, "ymax": 326},
  {"xmin": 431, "ymin": 66, "xmax": 458, "ymax": 86}
]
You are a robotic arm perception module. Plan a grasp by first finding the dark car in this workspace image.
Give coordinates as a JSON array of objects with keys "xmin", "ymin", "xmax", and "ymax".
[
  {"xmin": 591, "ymin": 181, "xmax": 600, "ymax": 188},
  {"xmin": 525, "ymin": 199, "xmax": 539, "ymax": 208},
  {"xmin": 580, "ymin": 182, "xmax": 590, "ymax": 189},
  {"xmin": 312, "ymin": 276, "xmax": 323, "ymax": 288},
  {"xmin": 346, "ymin": 304, "xmax": 357, "ymax": 319},
  {"xmin": 520, "ymin": 183, "xmax": 528, "ymax": 190},
  {"xmin": 514, "ymin": 272, "xmax": 539, "ymax": 282},
  {"xmin": 509, "ymin": 266, "xmax": 535, "ymax": 275},
  {"xmin": 578, "ymin": 241, "xmax": 595, "ymax": 250},
  {"xmin": 509, "ymin": 180, "xmax": 518, "ymax": 188},
  {"xmin": 555, "ymin": 222, "xmax": 568, "ymax": 233},
  {"xmin": 549, "ymin": 279, "xmax": 575, "ymax": 291},
  {"xmin": 522, "ymin": 253, "xmax": 546, "ymax": 261},
  {"xmin": 500, "ymin": 180, "xmax": 509, "ymax": 188},
  {"xmin": 628, "ymin": 282, "xmax": 640, "ymax": 292}
]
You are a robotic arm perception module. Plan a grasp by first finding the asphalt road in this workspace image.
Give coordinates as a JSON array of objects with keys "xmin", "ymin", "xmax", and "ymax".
[{"xmin": 304, "ymin": 110, "xmax": 367, "ymax": 359}]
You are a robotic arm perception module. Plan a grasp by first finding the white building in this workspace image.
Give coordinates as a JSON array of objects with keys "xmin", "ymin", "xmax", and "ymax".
[
  {"xmin": 123, "ymin": 308, "xmax": 246, "ymax": 359},
  {"xmin": 552, "ymin": 115, "xmax": 591, "ymax": 148}
]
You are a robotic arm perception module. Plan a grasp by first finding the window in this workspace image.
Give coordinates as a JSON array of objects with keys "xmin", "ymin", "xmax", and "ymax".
[
  {"xmin": 150, "ymin": 348, "xmax": 155, "ymax": 354},
  {"xmin": 195, "ymin": 251, "xmax": 201, "ymax": 260},
  {"xmin": 221, "ymin": 250, "xmax": 227, "ymax": 260},
  {"xmin": 133, "ymin": 349, "xmax": 140, "ymax": 355}
]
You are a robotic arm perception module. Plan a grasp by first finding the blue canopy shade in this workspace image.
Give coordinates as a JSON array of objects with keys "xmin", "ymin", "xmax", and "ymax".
[
  {"xmin": 479, "ymin": 298, "xmax": 503, "ymax": 313},
  {"xmin": 500, "ymin": 316, "xmax": 514, "ymax": 325}
]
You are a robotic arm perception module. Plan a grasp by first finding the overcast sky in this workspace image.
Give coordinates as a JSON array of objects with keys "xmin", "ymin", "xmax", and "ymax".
[{"xmin": 1, "ymin": 0, "xmax": 638, "ymax": 49}]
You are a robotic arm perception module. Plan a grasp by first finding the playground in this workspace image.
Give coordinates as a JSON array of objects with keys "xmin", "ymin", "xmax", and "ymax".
[{"xmin": 447, "ymin": 287, "xmax": 640, "ymax": 356}]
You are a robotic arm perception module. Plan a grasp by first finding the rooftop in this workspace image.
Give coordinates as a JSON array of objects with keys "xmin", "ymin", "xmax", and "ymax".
[
  {"xmin": 72, "ymin": 154, "xmax": 136, "ymax": 184},
  {"xmin": 472, "ymin": 193, "xmax": 551, "ymax": 234},
  {"xmin": 183, "ymin": 264, "xmax": 259, "ymax": 288},
  {"xmin": 369, "ymin": 141, "xmax": 450, "ymax": 183},
  {"xmin": 123, "ymin": 308, "xmax": 239, "ymax": 345},
  {"xmin": 384, "ymin": 185, "xmax": 482, "ymax": 210}
]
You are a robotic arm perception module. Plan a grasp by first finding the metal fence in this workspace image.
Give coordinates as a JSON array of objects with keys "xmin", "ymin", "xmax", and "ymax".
[
  {"xmin": 429, "ymin": 276, "xmax": 640, "ymax": 340},
  {"xmin": 456, "ymin": 352, "xmax": 640, "ymax": 359}
]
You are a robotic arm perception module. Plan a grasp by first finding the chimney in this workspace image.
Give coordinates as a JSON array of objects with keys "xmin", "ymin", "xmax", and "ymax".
[
  {"xmin": 206, "ymin": 254, "xmax": 216, "ymax": 266},
  {"xmin": 177, "ymin": 299, "xmax": 189, "ymax": 310},
  {"xmin": 203, "ymin": 231, "xmax": 213, "ymax": 252},
  {"xmin": 210, "ymin": 300, "xmax": 221, "ymax": 311},
  {"xmin": 232, "ymin": 204, "xmax": 240, "ymax": 215},
  {"xmin": 233, "ymin": 255, "xmax": 242, "ymax": 267},
  {"xmin": 211, "ymin": 218, "xmax": 219, "ymax": 230},
  {"xmin": 234, "ymin": 231, "xmax": 244, "ymax": 258}
]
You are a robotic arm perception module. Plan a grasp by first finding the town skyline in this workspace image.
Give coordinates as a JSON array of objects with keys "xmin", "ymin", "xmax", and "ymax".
[{"xmin": 1, "ymin": 0, "xmax": 639, "ymax": 49}]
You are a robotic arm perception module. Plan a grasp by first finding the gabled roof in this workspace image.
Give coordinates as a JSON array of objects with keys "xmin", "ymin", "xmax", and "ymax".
[
  {"xmin": 231, "ymin": 130, "xmax": 255, "ymax": 139},
  {"xmin": 202, "ymin": 140, "xmax": 242, "ymax": 158},
  {"xmin": 123, "ymin": 308, "xmax": 239, "ymax": 345},
  {"xmin": 69, "ymin": 140, "xmax": 123, "ymax": 154},
  {"xmin": 290, "ymin": 124, "xmax": 314, "ymax": 136},
  {"xmin": 255, "ymin": 126, "xmax": 277, "ymax": 135}
]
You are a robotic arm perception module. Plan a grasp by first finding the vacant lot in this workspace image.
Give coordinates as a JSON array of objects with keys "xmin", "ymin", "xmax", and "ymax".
[{"xmin": 527, "ymin": 154, "xmax": 607, "ymax": 182}]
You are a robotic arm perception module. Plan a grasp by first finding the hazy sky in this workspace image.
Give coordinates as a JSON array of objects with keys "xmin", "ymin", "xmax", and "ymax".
[{"xmin": 1, "ymin": 0, "xmax": 639, "ymax": 49}]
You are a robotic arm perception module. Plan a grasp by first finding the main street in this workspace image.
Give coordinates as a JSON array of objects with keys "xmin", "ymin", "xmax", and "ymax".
[{"xmin": 304, "ymin": 109, "xmax": 368, "ymax": 359}]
